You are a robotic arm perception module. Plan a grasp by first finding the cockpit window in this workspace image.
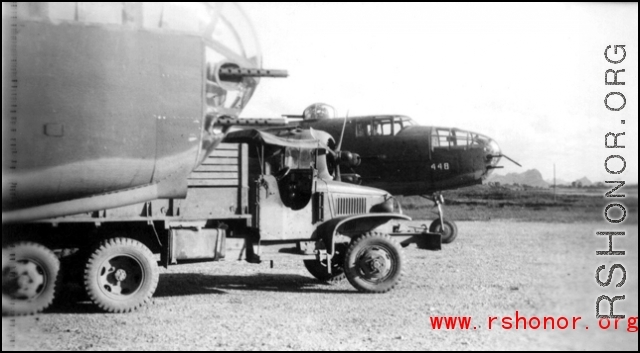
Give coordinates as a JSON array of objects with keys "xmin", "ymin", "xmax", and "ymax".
[
  {"xmin": 452, "ymin": 129, "xmax": 470, "ymax": 147},
  {"xmin": 432, "ymin": 128, "xmax": 485, "ymax": 150},
  {"xmin": 356, "ymin": 118, "xmax": 400, "ymax": 137},
  {"xmin": 393, "ymin": 116, "xmax": 416, "ymax": 135},
  {"xmin": 375, "ymin": 119, "xmax": 393, "ymax": 136},
  {"xmin": 432, "ymin": 128, "xmax": 450, "ymax": 148},
  {"xmin": 393, "ymin": 121, "xmax": 403, "ymax": 135},
  {"xmin": 356, "ymin": 122, "xmax": 368, "ymax": 137},
  {"xmin": 356, "ymin": 120, "xmax": 376, "ymax": 137},
  {"xmin": 432, "ymin": 128, "xmax": 468, "ymax": 149},
  {"xmin": 401, "ymin": 117, "xmax": 416, "ymax": 126},
  {"xmin": 355, "ymin": 116, "xmax": 416, "ymax": 137}
]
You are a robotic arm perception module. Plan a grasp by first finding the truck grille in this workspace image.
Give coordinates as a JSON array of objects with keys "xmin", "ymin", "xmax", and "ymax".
[{"xmin": 335, "ymin": 197, "xmax": 367, "ymax": 215}]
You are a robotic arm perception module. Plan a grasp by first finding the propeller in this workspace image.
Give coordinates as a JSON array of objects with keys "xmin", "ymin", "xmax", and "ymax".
[
  {"xmin": 501, "ymin": 154, "xmax": 522, "ymax": 167},
  {"xmin": 489, "ymin": 154, "xmax": 522, "ymax": 167},
  {"xmin": 309, "ymin": 111, "xmax": 358, "ymax": 181},
  {"xmin": 334, "ymin": 111, "xmax": 349, "ymax": 181}
]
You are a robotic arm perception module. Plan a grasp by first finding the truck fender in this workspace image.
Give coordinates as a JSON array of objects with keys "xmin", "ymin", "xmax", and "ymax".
[{"xmin": 316, "ymin": 213, "xmax": 411, "ymax": 257}]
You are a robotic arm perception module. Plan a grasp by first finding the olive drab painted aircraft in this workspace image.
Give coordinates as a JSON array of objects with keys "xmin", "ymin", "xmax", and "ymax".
[
  {"xmin": 279, "ymin": 103, "xmax": 521, "ymax": 243},
  {"xmin": 1, "ymin": 2, "xmax": 287, "ymax": 223}
]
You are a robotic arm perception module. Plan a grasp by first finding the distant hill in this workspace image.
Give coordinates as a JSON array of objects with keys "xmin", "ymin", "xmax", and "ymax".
[
  {"xmin": 545, "ymin": 178, "xmax": 570, "ymax": 186},
  {"xmin": 546, "ymin": 177, "xmax": 595, "ymax": 187},
  {"xmin": 575, "ymin": 177, "xmax": 592, "ymax": 187},
  {"xmin": 487, "ymin": 169, "xmax": 549, "ymax": 188}
]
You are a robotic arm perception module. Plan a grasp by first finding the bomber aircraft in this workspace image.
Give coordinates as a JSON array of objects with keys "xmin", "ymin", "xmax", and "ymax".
[{"xmin": 274, "ymin": 103, "xmax": 521, "ymax": 243}]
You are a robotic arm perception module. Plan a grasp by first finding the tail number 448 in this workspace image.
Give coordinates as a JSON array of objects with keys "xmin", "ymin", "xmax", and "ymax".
[{"xmin": 431, "ymin": 163, "xmax": 450, "ymax": 171}]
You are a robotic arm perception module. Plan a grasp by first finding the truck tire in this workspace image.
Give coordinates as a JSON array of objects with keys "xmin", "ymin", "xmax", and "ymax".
[
  {"xmin": 303, "ymin": 259, "xmax": 346, "ymax": 284},
  {"xmin": 429, "ymin": 218, "xmax": 458, "ymax": 244},
  {"xmin": 303, "ymin": 242, "xmax": 347, "ymax": 284},
  {"xmin": 84, "ymin": 238, "xmax": 159, "ymax": 313},
  {"xmin": 2, "ymin": 242, "xmax": 60, "ymax": 316},
  {"xmin": 344, "ymin": 232, "xmax": 403, "ymax": 294}
]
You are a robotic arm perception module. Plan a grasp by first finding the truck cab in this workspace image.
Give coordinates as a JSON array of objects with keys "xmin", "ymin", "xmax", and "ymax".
[{"xmin": 225, "ymin": 129, "xmax": 411, "ymax": 292}]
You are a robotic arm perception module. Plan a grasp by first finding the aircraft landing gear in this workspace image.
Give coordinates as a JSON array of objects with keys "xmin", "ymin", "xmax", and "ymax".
[{"xmin": 422, "ymin": 194, "xmax": 458, "ymax": 244}]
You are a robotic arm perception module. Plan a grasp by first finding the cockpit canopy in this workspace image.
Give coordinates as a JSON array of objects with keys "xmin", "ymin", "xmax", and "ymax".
[
  {"xmin": 431, "ymin": 128, "xmax": 492, "ymax": 148},
  {"xmin": 431, "ymin": 127, "xmax": 502, "ymax": 168},
  {"xmin": 303, "ymin": 103, "xmax": 337, "ymax": 121},
  {"xmin": 354, "ymin": 116, "xmax": 416, "ymax": 137}
]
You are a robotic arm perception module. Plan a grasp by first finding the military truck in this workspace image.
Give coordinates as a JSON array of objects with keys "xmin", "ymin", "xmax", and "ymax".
[{"xmin": 2, "ymin": 129, "xmax": 438, "ymax": 315}]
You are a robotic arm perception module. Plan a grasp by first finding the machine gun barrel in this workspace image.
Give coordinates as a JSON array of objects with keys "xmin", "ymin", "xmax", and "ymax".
[{"xmin": 219, "ymin": 67, "xmax": 289, "ymax": 80}]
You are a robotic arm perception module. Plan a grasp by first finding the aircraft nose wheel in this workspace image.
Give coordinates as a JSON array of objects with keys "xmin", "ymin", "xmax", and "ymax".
[
  {"xmin": 429, "ymin": 218, "xmax": 458, "ymax": 244},
  {"xmin": 422, "ymin": 193, "xmax": 459, "ymax": 244}
]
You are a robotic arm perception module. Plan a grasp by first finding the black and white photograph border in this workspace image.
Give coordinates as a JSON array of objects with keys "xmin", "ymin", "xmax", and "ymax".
[{"xmin": 2, "ymin": 2, "xmax": 638, "ymax": 351}]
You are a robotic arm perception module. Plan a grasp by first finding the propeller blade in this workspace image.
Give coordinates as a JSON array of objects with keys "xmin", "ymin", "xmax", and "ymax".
[
  {"xmin": 502, "ymin": 154, "xmax": 522, "ymax": 167},
  {"xmin": 336, "ymin": 164, "xmax": 342, "ymax": 182},
  {"xmin": 336, "ymin": 111, "xmax": 349, "ymax": 152}
]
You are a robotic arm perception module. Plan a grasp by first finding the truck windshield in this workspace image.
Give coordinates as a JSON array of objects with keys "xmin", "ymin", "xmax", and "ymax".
[{"xmin": 284, "ymin": 148, "xmax": 316, "ymax": 170}]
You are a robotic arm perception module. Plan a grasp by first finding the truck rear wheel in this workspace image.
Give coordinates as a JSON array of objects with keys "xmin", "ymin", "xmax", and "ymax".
[
  {"xmin": 2, "ymin": 242, "xmax": 60, "ymax": 316},
  {"xmin": 429, "ymin": 218, "xmax": 458, "ymax": 244},
  {"xmin": 344, "ymin": 232, "xmax": 403, "ymax": 294},
  {"xmin": 84, "ymin": 238, "xmax": 159, "ymax": 313}
]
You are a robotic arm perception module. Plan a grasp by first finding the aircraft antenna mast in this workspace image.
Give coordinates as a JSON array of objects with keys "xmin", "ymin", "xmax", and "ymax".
[{"xmin": 553, "ymin": 163, "xmax": 557, "ymax": 203}]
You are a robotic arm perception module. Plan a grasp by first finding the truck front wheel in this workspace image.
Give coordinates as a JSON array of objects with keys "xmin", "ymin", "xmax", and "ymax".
[
  {"xmin": 84, "ymin": 238, "xmax": 159, "ymax": 313},
  {"xmin": 2, "ymin": 242, "xmax": 60, "ymax": 316},
  {"xmin": 303, "ymin": 243, "xmax": 347, "ymax": 284},
  {"xmin": 303, "ymin": 260, "xmax": 345, "ymax": 284},
  {"xmin": 344, "ymin": 232, "xmax": 403, "ymax": 294}
]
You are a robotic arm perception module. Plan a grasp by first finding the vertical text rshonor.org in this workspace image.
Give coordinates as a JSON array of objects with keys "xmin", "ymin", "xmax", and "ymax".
[{"xmin": 597, "ymin": 44, "xmax": 629, "ymax": 321}]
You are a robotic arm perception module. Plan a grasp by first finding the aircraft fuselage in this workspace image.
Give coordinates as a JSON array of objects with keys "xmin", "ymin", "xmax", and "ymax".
[{"xmin": 299, "ymin": 115, "xmax": 500, "ymax": 195}]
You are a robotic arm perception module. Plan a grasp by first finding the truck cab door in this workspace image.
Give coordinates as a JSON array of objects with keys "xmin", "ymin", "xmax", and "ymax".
[{"xmin": 255, "ymin": 169, "xmax": 316, "ymax": 241}]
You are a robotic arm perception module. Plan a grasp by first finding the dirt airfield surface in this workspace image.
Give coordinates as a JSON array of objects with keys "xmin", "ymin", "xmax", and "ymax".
[{"xmin": 2, "ymin": 221, "xmax": 638, "ymax": 351}]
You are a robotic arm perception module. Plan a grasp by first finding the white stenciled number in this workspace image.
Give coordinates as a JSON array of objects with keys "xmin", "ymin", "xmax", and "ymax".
[{"xmin": 431, "ymin": 163, "xmax": 450, "ymax": 171}]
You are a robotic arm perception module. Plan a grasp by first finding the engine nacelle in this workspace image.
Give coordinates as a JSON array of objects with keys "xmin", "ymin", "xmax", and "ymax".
[{"xmin": 338, "ymin": 151, "xmax": 362, "ymax": 168}]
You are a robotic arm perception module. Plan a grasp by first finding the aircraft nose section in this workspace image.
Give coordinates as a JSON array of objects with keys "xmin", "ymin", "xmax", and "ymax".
[
  {"xmin": 475, "ymin": 135, "xmax": 502, "ymax": 178},
  {"xmin": 485, "ymin": 139, "xmax": 502, "ymax": 168}
]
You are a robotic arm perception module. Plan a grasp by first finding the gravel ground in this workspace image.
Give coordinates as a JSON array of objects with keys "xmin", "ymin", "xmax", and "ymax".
[{"xmin": 2, "ymin": 221, "xmax": 638, "ymax": 351}]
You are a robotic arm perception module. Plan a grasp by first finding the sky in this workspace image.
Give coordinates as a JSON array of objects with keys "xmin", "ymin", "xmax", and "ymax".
[{"xmin": 240, "ymin": 3, "xmax": 639, "ymax": 184}]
